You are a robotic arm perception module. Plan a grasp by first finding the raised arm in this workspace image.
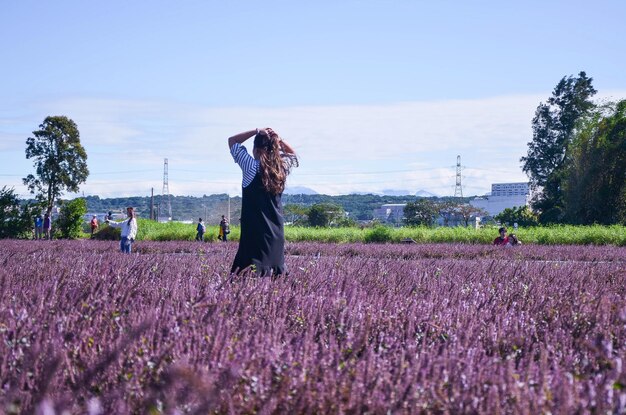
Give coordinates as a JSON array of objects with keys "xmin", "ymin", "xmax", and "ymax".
[
  {"xmin": 279, "ymin": 140, "xmax": 296, "ymax": 155},
  {"xmin": 227, "ymin": 129, "xmax": 257, "ymax": 149},
  {"xmin": 106, "ymin": 219, "xmax": 121, "ymax": 228}
]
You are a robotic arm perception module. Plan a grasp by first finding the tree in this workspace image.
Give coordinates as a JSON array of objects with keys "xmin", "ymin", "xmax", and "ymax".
[
  {"xmin": 457, "ymin": 204, "xmax": 488, "ymax": 227},
  {"xmin": 521, "ymin": 72, "xmax": 596, "ymax": 223},
  {"xmin": 437, "ymin": 200, "xmax": 458, "ymax": 227},
  {"xmin": 0, "ymin": 186, "xmax": 40, "ymax": 239},
  {"xmin": 403, "ymin": 199, "xmax": 438, "ymax": 227},
  {"xmin": 307, "ymin": 203, "xmax": 344, "ymax": 227},
  {"xmin": 283, "ymin": 204, "xmax": 309, "ymax": 225},
  {"xmin": 495, "ymin": 205, "xmax": 539, "ymax": 227},
  {"xmin": 23, "ymin": 116, "xmax": 89, "ymax": 215},
  {"xmin": 56, "ymin": 198, "xmax": 88, "ymax": 239},
  {"xmin": 564, "ymin": 100, "xmax": 626, "ymax": 224}
]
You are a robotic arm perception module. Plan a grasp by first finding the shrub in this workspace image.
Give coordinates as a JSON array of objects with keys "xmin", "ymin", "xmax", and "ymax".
[
  {"xmin": 364, "ymin": 225, "xmax": 393, "ymax": 243},
  {"xmin": 93, "ymin": 225, "xmax": 120, "ymax": 240},
  {"xmin": 55, "ymin": 198, "xmax": 87, "ymax": 239}
]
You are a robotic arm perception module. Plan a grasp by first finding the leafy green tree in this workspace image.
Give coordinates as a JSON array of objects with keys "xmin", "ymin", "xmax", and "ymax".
[
  {"xmin": 0, "ymin": 186, "xmax": 41, "ymax": 239},
  {"xmin": 494, "ymin": 205, "xmax": 539, "ymax": 227},
  {"xmin": 307, "ymin": 203, "xmax": 344, "ymax": 227},
  {"xmin": 284, "ymin": 204, "xmax": 309, "ymax": 225},
  {"xmin": 403, "ymin": 199, "xmax": 438, "ymax": 227},
  {"xmin": 23, "ymin": 116, "xmax": 89, "ymax": 215},
  {"xmin": 335, "ymin": 215, "xmax": 358, "ymax": 227},
  {"xmin": 564, "ymin": 100, "xmax": 626, "ymax": 224},
  {"xmin": 521, "ymin": 72, "xmax": 596, "ymax": 223},
  {"xmin": 55, "ymin": 198, "xmax": 88, "ymax": 239}
]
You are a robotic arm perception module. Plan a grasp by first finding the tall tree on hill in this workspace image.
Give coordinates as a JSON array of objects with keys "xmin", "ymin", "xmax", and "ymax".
[
  {"xmin": 23, "ymin": 116, "xmax": 89, "ymax": 215},
  {"xmin": 521, "ymin": 71, "xmax": 596, "ymax": 223}
]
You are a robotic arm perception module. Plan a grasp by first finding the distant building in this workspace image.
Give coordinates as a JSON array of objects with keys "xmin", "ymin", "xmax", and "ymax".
[
  {"xmin": 373, "ymin": 203, "xmax": 406, "ymax": 224},
  {"xmin": 490, "ymin": 182, "xmax": 529, "ymax": 197},
  {"xmin": 470, "ymin": 182, "xmax": 530, "ymax": 216}
]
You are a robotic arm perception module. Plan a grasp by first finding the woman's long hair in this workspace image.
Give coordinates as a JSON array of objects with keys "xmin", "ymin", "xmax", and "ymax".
[
  {"xmin": 254, "ymin": 129, "xmax": 298, "ymax": 195},
  {"xmin": 126, "ymin": 207, "xmax": 136, "ymax": 224}
]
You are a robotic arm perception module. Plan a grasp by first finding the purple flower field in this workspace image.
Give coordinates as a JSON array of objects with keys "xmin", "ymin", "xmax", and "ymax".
[{"xmin": 1, "ymin": 240, "xmax": 625, "ymax": 414}]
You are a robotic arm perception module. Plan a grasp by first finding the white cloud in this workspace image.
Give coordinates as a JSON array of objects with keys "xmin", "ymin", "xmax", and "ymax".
[{"xmin": 2, "ymin": 91, "xmax": 625, "ymax": 198}]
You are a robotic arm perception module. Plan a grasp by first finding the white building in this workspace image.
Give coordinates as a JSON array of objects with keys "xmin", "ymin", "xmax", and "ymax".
[
  {"xmin": 470, "ymin": 182, "xmax": 530, "ymax": 216},
  {"xmin": 373, "ymin": 203, "xmax": 406, "ymax": 223}
]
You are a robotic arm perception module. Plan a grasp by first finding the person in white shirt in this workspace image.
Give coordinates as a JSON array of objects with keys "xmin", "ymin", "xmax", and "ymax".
[{"xmin": 106, "ymin": 206, "xmax": 138, "ymax": 253}]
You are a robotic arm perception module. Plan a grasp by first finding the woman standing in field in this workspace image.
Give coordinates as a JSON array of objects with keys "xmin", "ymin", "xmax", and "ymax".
[
  {"xmin": 106, "ymin": 206, "xmax": 138, "ymax": 254},
  {"xmin": 228, "ymin": 128, "xmax": 298, "ymax": 276}
]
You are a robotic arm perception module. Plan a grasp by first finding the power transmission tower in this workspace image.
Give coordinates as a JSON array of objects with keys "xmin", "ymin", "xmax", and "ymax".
[
  {"xmin": 162, "ymin": 158, "xmax": 172, "ymax": 221},
  {"xmin": 454, "ymin": 155, "xmax": 463, "ymax": 199}
]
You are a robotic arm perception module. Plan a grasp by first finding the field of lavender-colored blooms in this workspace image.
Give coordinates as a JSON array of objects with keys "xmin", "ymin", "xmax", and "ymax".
[{"xmin": 1, "ymin": 239, "xmax": 625, "ymax": 414}]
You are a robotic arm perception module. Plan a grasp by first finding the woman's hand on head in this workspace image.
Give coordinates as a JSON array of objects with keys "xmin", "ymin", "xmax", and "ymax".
[
  {"xmin": 265, "ymin": 127, "xmax": 278, "ymax": 139},
  {"xmin": 279, "ymin": 140, "xmax": 295, "ymax": 155}
]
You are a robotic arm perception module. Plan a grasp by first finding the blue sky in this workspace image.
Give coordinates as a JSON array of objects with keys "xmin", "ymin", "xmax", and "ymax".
[{"xmin": 1, "ymin": 0, "xmax": 625, "ymax": 198}]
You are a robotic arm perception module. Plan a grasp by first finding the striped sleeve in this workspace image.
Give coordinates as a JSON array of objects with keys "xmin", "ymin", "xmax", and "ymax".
[{"xmin": 230, "ymin": 143, "xmax": 259, "ymax": 188}]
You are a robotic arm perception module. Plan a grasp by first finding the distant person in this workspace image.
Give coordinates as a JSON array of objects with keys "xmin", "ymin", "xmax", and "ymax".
[
  {"xmin": 508, "ymin": 233, "xmax": 521, "ymax": 246},
  {"xmin": 106, "ymin": 206, "xmax": 138, "ymax": 253},
  {"xmin": 219, "ymin": 215, "xmax": 230, "ymax": 242},
  {"xmin": 34, "ymin": 214, "xmax": 43, "ymax": 240},
  {"xmin": 196, "ymin": 218, "xmax": 206, "ymax": 241},
  {"xmin": 43, "ymin": 213, "xmax": 52, "ymax": 240},
  {"xmin": 228, "ymin": 127, "xmax": 298, "ymax": 276},
  {"xmin": 493, "ymin": 227, "xmax": 509, "ymax": 246},
  {"xmin": 90, "ymin": 215, "xmax": 99, "ymax": 238}
]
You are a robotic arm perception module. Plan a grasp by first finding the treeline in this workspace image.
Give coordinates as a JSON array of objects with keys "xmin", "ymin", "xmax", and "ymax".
[
  {"xmin": 84, "ymin": 194, "xmax": 235, "ymax": 224},
  {"xmin": 283, "ymin": 194, "xmax": 470, "ymax": 221},
  {"xmin": 83, "ymin": 193, "xmax": 471, "ymax": 223}
]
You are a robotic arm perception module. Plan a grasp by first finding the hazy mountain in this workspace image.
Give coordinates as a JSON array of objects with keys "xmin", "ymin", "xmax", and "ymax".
[
  {"xmin": 348, "ymin": 192, "xmax": 380, "ymax": 195},
  {"xmin": 415, "ymin": 189, "xmax": 437, "ymax": 197},
  {"xmin": 284, "ymin": 186, "xmax": 318, "ymax": 195},
  {"xmin": 380, "ymin": 189, "xmax": 413, "ymax": 196}
]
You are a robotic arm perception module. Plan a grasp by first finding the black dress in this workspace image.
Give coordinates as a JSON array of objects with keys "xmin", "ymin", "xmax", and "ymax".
[{"xmin": 231, "ymin": 171, "xmax": 285, "ymax": 276}]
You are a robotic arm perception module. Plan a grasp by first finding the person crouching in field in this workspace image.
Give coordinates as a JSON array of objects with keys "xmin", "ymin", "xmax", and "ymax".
[
  {"xmin": 228, "ymin": 128, "xmax": 298, "ymax": 276},
  {"xmin": 493, "ymin": 227, "xmax": 509, "ymax": 246},
  {"xmin": 508, "ymin": 233, "xmax": 521, "ymax": 246},
  {"xmin": 106, "ymin": 207, "xmax": 138, "ymax": 253}
]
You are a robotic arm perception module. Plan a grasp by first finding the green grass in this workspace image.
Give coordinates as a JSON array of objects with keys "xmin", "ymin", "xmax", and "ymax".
[
  {"xmin": 288, "ymin": 224, "xmax": 626, "ymax": 245},
  {"xmin": 136, "ymin": 220, "xmax": 225, "ymax": 242},
  {"xmin": 121, "ymin": 220, "xmax": 626, "ymax": 246}
]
